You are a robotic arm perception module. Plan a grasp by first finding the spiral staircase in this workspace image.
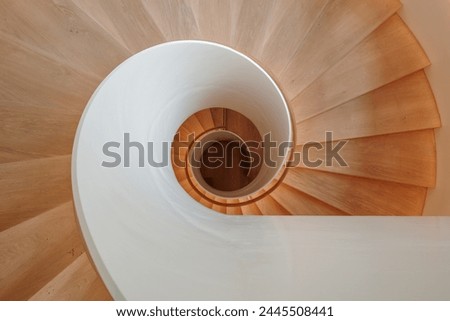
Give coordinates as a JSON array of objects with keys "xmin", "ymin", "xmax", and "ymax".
[{"xmin": 0, "ymin": 0, "xmax": 445, "ymax": 300}]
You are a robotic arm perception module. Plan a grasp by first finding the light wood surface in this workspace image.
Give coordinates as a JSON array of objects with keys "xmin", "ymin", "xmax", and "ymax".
[
  {"xmin": 190, "ymin": 0, "xmax": 233, "ymax": 46},
  {"xmin": 29, "ymin": 253, "xmax": 112, "ymax": 301},
  {"xmin": 284, "ymin": 168, "xmax": 427, "ymax": 215},
  {"xmin": 0, "ymin": 202, "xmax": 83, "ymax": 300},
  {"xmin": 0, "ymin": 156, "xmax": 72, "ymax": 231},
  {"xmin": 280, "ymin": 0, "xmax": 401, "ymax": 99},
  {"xmin": 73, "ymin": 0, "xmax": 164, "ymax": 54},
  {"xmin": 291, "ymin": 14, "xmax": 430, "ymax": 122},
  {"xmin": 0, "ymin": 0, "xmax": 129, "ymax": 80},
  {"xmin": 240, "ymin": 202, "xmax": 263, "ymax": 215},
  {"xmin": 270, "ymin": 183, "xmax": 349, "ymax": 215},
  {"xmin": 231, "ymin": 0, "xmax": 275, "ymax": 58},
  {"xmin": 142, "ymin": 0, "xmax": 200, "ymax": 41},
  {"xmin": 258, "ymin": 0, "xmax": 329, "ymax": 77},
  {"xmin": 296, "ymin": 129, "xmax": 436, "ymax": 187},
  {"xmin": 0, "ymin": 36, "xmax": 95, "ymax": 110},
  {"xmin": 296, "ymin": 71, "xmax": 441, "ymax": 144},
  {"xmin": 255, "ymin": 195, "xmax": 290, "ymax": 215},
  {"xmin": 0, "ymin": 103, "xmax": 81, "ymax": 163}
]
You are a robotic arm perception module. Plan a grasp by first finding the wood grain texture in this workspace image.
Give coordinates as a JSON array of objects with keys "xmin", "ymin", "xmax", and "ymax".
[
  {"xmin": 189, "ymin": 0, "xmax": 233, "ymax": 45},
  {"xmin": 258, "ymin": 0, "xmax": 329, "ymax": 76},
  {"xmin": 0, "ymin": 155, "xmax": 72, "ymax": 231},
  {"xmin": 225, "ymin": 199, "xmax": 242, "ymax": 215},
  {"xmin": 210, "ymin": 108, "xmax": 225, "ymax": 128},
  {"xmin": 194, "ymin": 109, "xmax": 215, "ymax": 132},
  {"xmin": 211, "ymin": 202, "xmax": 227, "ymax": 214},
  {"xmin": 291, "ymin": 14, "xmax": 430, "ymax": 122},
  {"xmin": 296, "ymin": 71, "xmax": 441, "ymax": 144},
  {"xmin": 0, "ymin": 103, "xmax": 82, "ymax": 163},
  {"xmin": 181, "ymin": 115, "xmax": 205, "ymax": 140},
  {"xmin": 0, "ymin": 202, "xmax": 84, "ymax": 300},
  {"xmin": 270, "ymin": 183, "xmax": 349, "ymax": 215},
  {"xmin": 142, "ymin": 0, "xmax": 200, "ymax": 40},
  {"xmin": 0, "ymin": 0, "xmax": 129, "ymax": 80},
  {"xmin": 72, "ymin": 0, "xmax": 164, "ymax": 53},
  {"xmin": 29, "ymin": 253, "xmax": 112, "ymax": 301},
  {"xmin": 280, "ymin": 0, "xmax": 401, "ymax": 99},
  {"xmin": 0, "ymin": 37, "xmax": 95, "ymax": 110},
  {"xmin": 255, "ymin": 195, "xmax": 290, "ymax": 215},
  {"xmin": 284, "ymin": 168, "xmax": 427, "ymax": 215},
  {"xmin": 240, "ymin": 202, "xmax": 262, "ymax": 215},
  {"xmin": 231, "ymin": 0, "xmax": 275, "ymax": 58},
  {"xmin": 296, "ymin": 129, "xmax": 436, "ymax": 187}
]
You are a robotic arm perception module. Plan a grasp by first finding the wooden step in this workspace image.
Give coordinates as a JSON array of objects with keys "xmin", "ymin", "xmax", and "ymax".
[
  {"xmin": 291, "ymin": 14, "xmax": 430, "ymax": 122},
  {"xmin": 181, "ymin": 115, "xmax": 206, "ymax": 140},
  {"xmin": 225, "ymin": 199, "xmax": 243, "ymax": 215},
  {"xmin": 296, "ymin": 71, "xmax": 441, "ymax": 144},
  {"xmin": 0, "ymin": 155, "xmax": 72, "ymax": 231},
  {"xmin": 283, "ymin": 168, "xmax": 427, "ymax": 215},
  {"xmin": 241, "ymin": 202, "xmax": 263, "ymax": 215},
  {"xmin": 29, "ymin": 253, "xmax": 111, "ymax": 301},
  {"xmin": 0, "ymin": 37, "xmax": 95, "ymax": 110},
  {"xmin": 255, "ymin": 195, "xmax": 290, "ymax": 215},
  {"xmin": 190, "ymin": 0, "xmax": 233, "ymax": 46},
  {"xmin": 231, "ymin": 0, "xmax": 275, "ymax": 58},
  {"xmin": 211, "ymin": 202, "xmax": 227, "ymax": 214},
  {"xmin": 72, "ymin": 0, "xmax": 164, "ymax": 54},
  {"xmin": 142, "ymin": 0, "xmax": 199, "ymax": 41},
  {"xmin": 295, "ymin": 129, "xmax": 436, "ymax": 187},
  {"xmin": 210, "ymin": 108, "xmax": 225, "ymax": 128},
  {"xmin": 280, "ymin": 0, "xmax": 401, "ymax": 99},
  {"xmin": 0, "ymin": 0, "xmax": 129, "ymax": 80},
  {"xmin": 0, "ymin": 202, "xmax": 84, "ymax": 300},
  {"xmin": 270, "ymin": 183, "xmax": 349, "ymax": 215},
  {"xmin": 194, "ymin": 109, "xmax": 216, "ymax": 132},
  {"xmin": 0, "ymin": 103, "xmax": 81, "ymax": 163},
  {"xmin": 258, "ymin": 0, "xmax": 329, "ymax": 77}
]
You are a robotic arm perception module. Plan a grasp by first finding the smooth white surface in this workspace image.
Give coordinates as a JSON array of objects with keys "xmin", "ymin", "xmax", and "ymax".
[
  {"xmin": 400, "ymin": 0, "xmax": 450, "ymax": 215},
  {"xmin": 73, "ymin": 41, "xmax": 450, "ymax": 300}
]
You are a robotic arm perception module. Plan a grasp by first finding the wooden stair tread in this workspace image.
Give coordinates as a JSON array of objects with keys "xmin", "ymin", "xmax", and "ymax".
[
  {"xmin": 241, "ymin": 202, "xmax": 263, "ymax": 215},
  {"xmin": 142, "ymin": 0, "xmax": 200, "ymax": 41},
  {"xmin": 0, "ymin": 37, "xmax": 96, "ymax": 110},
  {"xmin": 296, "ymin": 71, "xmax": 441, "ymax": 144},
  {"xmin": 295, "ymin": 129, "xmax": 436, "ymax": 187},
  {"xmin": 191, "ymin": 0, "xmax": 233, "ymax": 46},
  {"xmin": 29, "ymin": 253, "xmax": 111, "ymax": 301},
  {"xmin": 284, "ymin": 168, "xmax": 427, "ymax": 215},
  {"xmin": 0, "ymin": 103, "xmax": 82, "ymax": 163},
  {"xmin": 210, "ymin": 108, "xmax": 225, "ymax": 128},
  {"xmin": 0, "ymin": 155, "xmax": 72, "ymax": 231},
  {"xmin": 0, "ymin": 202, "xmax": 84, "ymax": 300},
  {"xmin": 291, "ymin": 14, "xmax": 430, "ymax": 122},
  {"xmin": 231, "ymin": 0, "xmax": 275, "ymax": 58},
  {"xmin": 280, "ymin": 0, "xmax": 401, "ymax": 99},
  {"xmin": 0, "ymin": 0, "xmax": 129, "ymax": 80},
  {"xmin": 258, "ymin": 0, "xmax": 329, "ymax": 77},
  {"xmin": 270, "ymin": 183, "xmax": 349, "ymax": 215},
  {"xmin": 72, "ymin": 0, "xmax": 164, "ymax": 54},
  {"xmin": 255, "ymin": 195, "xmax": 290, "ymax": 215},
  {"xmin": 194, "ymin": 109, "xmax": 216, "ymax": 132}
]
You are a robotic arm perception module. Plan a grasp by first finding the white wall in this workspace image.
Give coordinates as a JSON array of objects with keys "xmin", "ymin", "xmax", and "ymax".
[{"xmin": 399, "ymin": 0, "xmax": 450, "ymax": 215}]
